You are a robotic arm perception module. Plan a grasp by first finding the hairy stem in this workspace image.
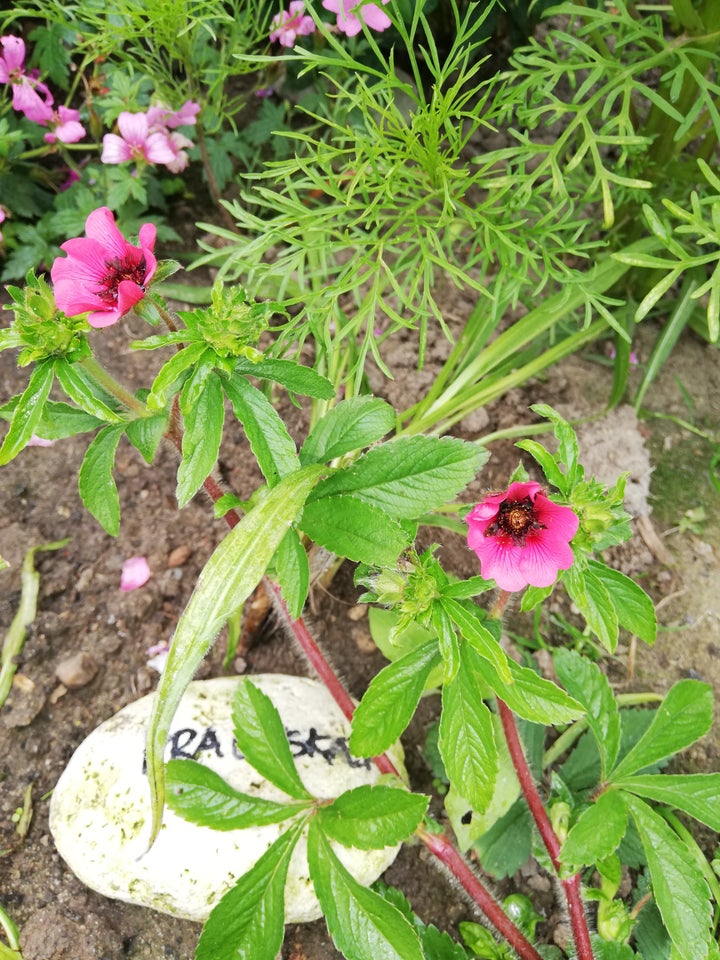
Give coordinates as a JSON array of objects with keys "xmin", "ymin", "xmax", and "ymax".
[{"xmin": 497, "ymin": 698, "xmax": 595, "ymax": 960}]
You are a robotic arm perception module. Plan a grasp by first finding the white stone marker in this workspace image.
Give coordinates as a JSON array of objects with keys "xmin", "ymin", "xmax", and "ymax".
[{"xmin": 50, "ymin": 675, "xmax": 405, "ymax": 923}]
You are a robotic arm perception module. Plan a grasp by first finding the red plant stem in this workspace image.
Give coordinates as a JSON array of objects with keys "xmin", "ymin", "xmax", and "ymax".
[
  {"xmin": 418, "ymin": 826, "xmax": 544, "ymax": 960},
  {"xmin": 496, "ymin": 698, "xmax": 595, "ymax": 960}
]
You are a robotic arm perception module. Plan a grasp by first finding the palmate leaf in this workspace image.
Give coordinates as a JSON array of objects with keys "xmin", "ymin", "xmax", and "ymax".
[
  {"xmin": 196, "ymin": 819, "xmax": 306, "ymax": 960},
  {"xmin": 232, "ymin": 679, "xmax": 312, "ymax": 801},
  {"xmin": 145, "ymin": 465, "xmax": 325, "ymax": 846},
  {"xmin": 308, "ymin": 819, "xmax": 424, "ymax": 960},
  {"xmin": 166, "ymin": 758, "xmax": 311, "ymax": 829}
]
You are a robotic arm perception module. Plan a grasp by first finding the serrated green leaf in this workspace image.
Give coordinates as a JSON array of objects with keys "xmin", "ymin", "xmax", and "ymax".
[
  {"xmin": 609, "ymin": 680, "xmax": 713, "ymax": 782},
  {"xmin": 554, "ymin": 648, "xmax": 621, "ymax": 779},
  {"xmin": 626, "ymin": 795, "xmax": 712, "ymax": 960},
  {"xmin": 318, "ymin": 785, "xmax": 428, "ymax": 850},
  {"xmin": 36, "ymin": 400, "xmax": 103, "ymax": 439},
  {"xmin": 564, "ymin": 565, "xmax": 619, "ymax": 652},
  {"xmin": 306, "ymin": 436, "xmax": 482, "ymax": 519},
  {"xmin": 78, "ymin": 424, "xmax": 125, "ymax": 535},
  {"xmin": 308, "ymin": 819, "xmax": 424, "ymax": 960},
  {"xmin": 196, "ymin": 819, "xmax": 305, "ymax": 960},
  {"xmin": 614, "ymin": 773, "xmax": 720, "ymax": 832},
  {"xmin": 439, "ymin": 647, "xmax": 498, "ymax": 814},
  {"xmin": 177, "ymin": 368, "xmax": 225, "ymax": 507},
  {"xmin": 271, "ymin": 527, "xmax": 309, "ymax": 620},
  {"xmin": 299, "ymin": 396, "xmax": 395, "ymax": 466},
  {"xmin": 0, "ymin": 360, "xmax": 54, "ymax": 465},
  {"xmin": 54, "ymin": 359, "xmax": 123, "ymax": 423},
  {"xmin": 234, "ymin": 356, "xmax": 334, "ymax": 399},
  {"xmin": 472, "ymin": 652, "xmax": 585, "ymax": 726},
  {"xmin": 515, "ymin": 439, "xmax": 568, "ymax": 495},
  {"xmin": 350, "ymin": 641, "xmax": 442, "ymax": 758},
  {"xmin": 233, "ymin": 679, "xmax": 313, "ymax": 800},
  {"xmin": 561, "ymin": 791, "xmax": 628, "ymax": 872},
  {"xmin": 147, "ymin": 340, "xmax": 208, "ymax": 409},
  {"xmin": 125, "ymin": 410, "xmax": 168, "ymax": 465},
  {"xmin": 520, "ymin": 584, "xmax": 553, "ymax": 612},
  {"xmin": 440, "ymin": 597, "xmax": 512, "ymax": 683},
  {"xmin": 145, "ymin": 464, "xmax": 324, "ymax": 845},
  {"xmin": 224, "ymin": 374, "xmax": 299, "ymax": 486},
  {"xmin": 166, "ymin": 758, "xmax": 311, "ymax": 828},
  {"xmin": 530, "ymin": 404, "xmax": 579, "ymax": 485},
  {"xmin": 588, "ymin": 561, "xmax": 656, "ymax": 644},
  {"xmin": 301, "ymin": 494, "xmax": 410, "ymax": 565},
  {"xmin": 431, "ymin": 601, "xmax": 460, "ymax": 682}
]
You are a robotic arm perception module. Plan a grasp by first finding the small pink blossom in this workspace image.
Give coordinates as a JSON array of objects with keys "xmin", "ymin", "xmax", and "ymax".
[
  {"xmin": 43, "ymin": 105, "xmax": 86, "ymax": 144},
  {"xmin": 321, "ymin": 0, "xmax": 391, "ymax": 36},
  {"xmin": 120, "ymin": 556, "xmax": 151, "ymax": 591},
  {"xmin": 51, "ymin": 206, "xmax": 157, "ymax": 328},
  {"xmin": 27, "ymin": 434, "xmax": 55, "ymax": 447},
  {"xmin": 146, "ymin": 99, "xmax": 200, "ymax": 132},
  {"xmin": 466, "ymin": 481, "xmax": 579, "ymax": 592},
  {"xmin": 101, "ymin": 111, "xmax": 177, "ymax": 166},
  {"xmin": 164, "ymin": 130, "xmax": 194, "ymax": 173},
  {"xmin": 0, "ymin": 207, "xmax": 5, "ymax": 242},
  {"xmin": 270, "ymin": 1, "xmax": 316, "ymax": 46}
]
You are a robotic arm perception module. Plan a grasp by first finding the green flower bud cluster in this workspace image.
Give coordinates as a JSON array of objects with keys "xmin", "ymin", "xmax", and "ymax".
[{"xmin": 1, "ymin": 271, "xmax": 90, "ymax": 365}]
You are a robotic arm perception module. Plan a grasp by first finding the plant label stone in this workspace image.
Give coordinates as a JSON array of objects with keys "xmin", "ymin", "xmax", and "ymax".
[{"xmin": 49, "ymin": 675, "xmax": 406, "ymax": 923}]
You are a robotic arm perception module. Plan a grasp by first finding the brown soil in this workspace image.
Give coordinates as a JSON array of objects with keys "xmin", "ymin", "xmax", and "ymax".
[{"xmin": 1, "ymin": 280, "xmax": 720, "ymax": 959}]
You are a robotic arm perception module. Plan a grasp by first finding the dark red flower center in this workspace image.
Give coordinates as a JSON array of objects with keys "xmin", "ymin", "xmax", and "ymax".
[
  {"xmin": 97, "ymin": 254, "xmax": 147, "ymax": 305},
  {"xmin": 485, "ymin": 496, "xmax": 545, "ymax": 545}
]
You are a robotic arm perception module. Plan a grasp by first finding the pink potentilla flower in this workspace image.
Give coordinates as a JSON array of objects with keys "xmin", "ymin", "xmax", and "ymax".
[
  {"xmin": 270, "ymin": 1, "xmax": 316, "ymax": 46},
  {"xmin": 466, "ymin": 481, "xmax": 579, "ymax": 592},
  {"xmin": 120, "ymin": 556, "xmax": 151, "ymax": 591},
  {"xmin": 51, "ymin": 206, "xmax": 157, "ymax": 328},
  {"xmin": 321, "ymin": 0, "xmax": 391, "ymax": 36},
  {"xmin": 43, "ymin": 105, "xmax": 86, "ymax": 144},
  {"xmin": 101, "ymin": 111, "xmax": 177, "ymax": 166}
]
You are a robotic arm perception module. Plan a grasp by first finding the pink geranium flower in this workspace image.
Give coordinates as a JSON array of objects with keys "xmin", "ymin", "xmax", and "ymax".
[
  {"xmin": 270, "ymin": 1, "xmax": 316, "ymax": 46},
  {"xmin": 0, "ymin": 36, "xmax": 54, "ymax": 122},
  {"xmin": 43, "ymin": 105, "xmax": 86, "ymax": 144},
  {"xmin": 50, "ymin": 207, "xmax": 157, "ymax": 328},
  {"xmin": 146, "ymin": 99, "xmax": 200, "ymax": 132},
  {"xmin": 466, "ymin": 481, "xmax": 579, "ymax": 592},
  {"xmin": 101, "ymin": 111, "xmax": 177, "ymax": 166},
  {"xmin": 321, "ymin": 0, "xmax": 391, "ymax": 36},
  {"xmin": 120, "ymin": 556, "xmax": 151, "ymax": 591}
]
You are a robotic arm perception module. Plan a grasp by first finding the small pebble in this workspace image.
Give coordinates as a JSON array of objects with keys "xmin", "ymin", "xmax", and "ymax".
[
  {"xmin": 167, "ymin": 545, "xmax": 192, "ymax": 568},
  {"xmin": 347, "ymin": 604, "xmax": 368, "ymax": 621},
  {"xmin": 55, "ymin": 652, "xmax": 99, "ymax": 690}
]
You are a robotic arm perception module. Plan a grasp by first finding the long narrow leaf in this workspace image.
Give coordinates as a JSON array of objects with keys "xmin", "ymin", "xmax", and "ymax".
[{"xmin": 145, "ymin": 465, "xmax": 325, "ymax": 845}]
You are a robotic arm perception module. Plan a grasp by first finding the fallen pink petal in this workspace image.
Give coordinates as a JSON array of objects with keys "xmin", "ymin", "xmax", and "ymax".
[
  {"xmin": 120, "ymin": 556, "xmax": 151, "ymax": 591},
  {"xmin": 50, "ymin": 206, "xmax": 157, "ymax": 327},
  {"xmin": 466, "ymin": 481, "xmax": 579, "ymax": 592}
]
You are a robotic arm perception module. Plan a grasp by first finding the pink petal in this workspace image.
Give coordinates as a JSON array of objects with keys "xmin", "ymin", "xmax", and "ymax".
[
  {"xmin": 101, "ymin": 133, "xmax": 132, "ymax": 164},
  {"xmin": 53, "ymin": 119, "xmax": 86, "ymax": 144},
  {"xmin": 120, "ymin": 556, "xmax": 151, "ymax": 591},
  {"xmin": 144, "ymin": 131, "xmax": 177, "ymax": 164},
  {"xmin": 117, "ymin": 111, "xmax": 150, "ymax": 146},
  {"xmin": 0, "ymin": 36, "xmax": 25, "ymax": 75}
]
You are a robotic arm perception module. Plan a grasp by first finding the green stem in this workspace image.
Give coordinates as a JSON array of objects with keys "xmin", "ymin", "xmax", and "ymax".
[
  {"xmin": 0, "ymin": 901, "xmax": 20, "ymax": 952},
  {"xmin": 78, "ymin": 355, "xmax": 148, "ymax": 416}
]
